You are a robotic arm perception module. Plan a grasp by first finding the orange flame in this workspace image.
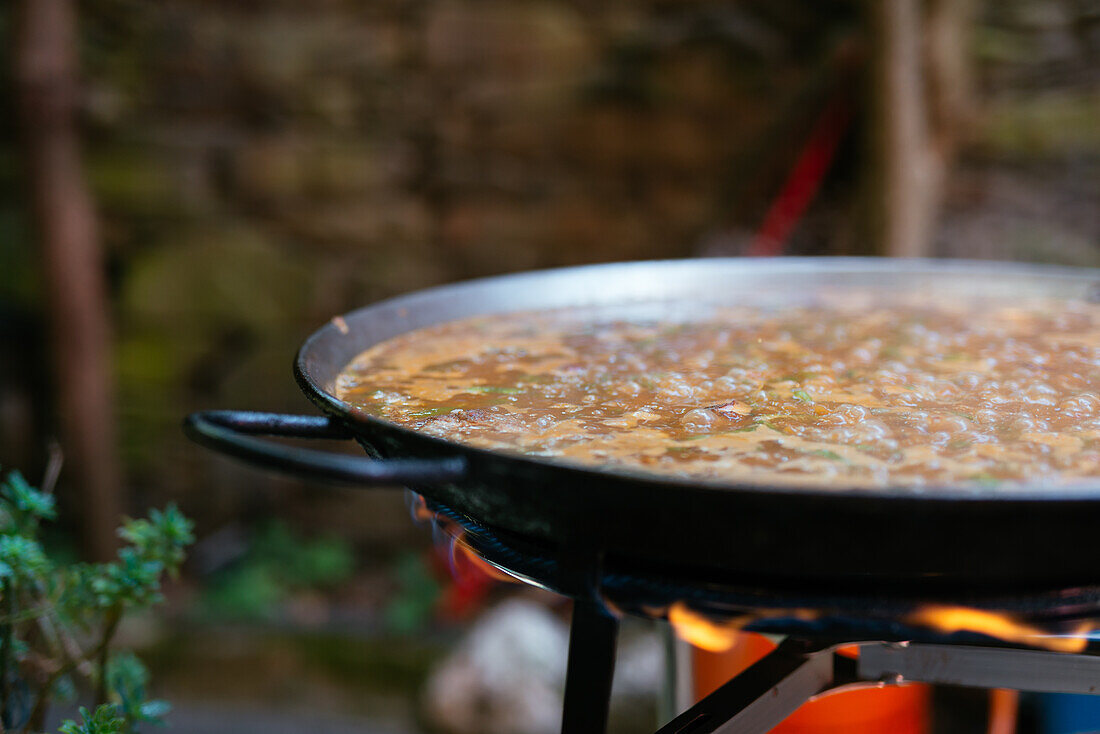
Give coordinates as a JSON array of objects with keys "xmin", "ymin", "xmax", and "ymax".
[
  {"xmin": 905, "ymin": 605, "xmax": 1092, "ymax": 653},
  {"xmin": 668, "ymin": 602, "xmax": 748, "ymax": 651},
  {"xmin": 668, "ymin": 603, "xmax": 823, "ymax": 651},
  {"xmin": 669, "ymin": 601, "xmax": 1093, "ymax": 655},
  {"xmin": 414, "ymin": 495, "xmax": 519, "ymax": 586},
  {"xmin": 450, "ymin": 531, "xmax": 523, "ymax": 584},
  {"xmin": 410, "ymin": 494, "xmax": 435, "ymax": 523}
]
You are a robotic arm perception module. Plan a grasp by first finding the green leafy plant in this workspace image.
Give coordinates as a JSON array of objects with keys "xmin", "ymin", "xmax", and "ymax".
[
  {"xmin": 57, "ymin": 706, "xmax": 122, "ymax": 734},
  {"xmin": 0, "ymin": 468, "xmax": 193, "ymax": 733}
]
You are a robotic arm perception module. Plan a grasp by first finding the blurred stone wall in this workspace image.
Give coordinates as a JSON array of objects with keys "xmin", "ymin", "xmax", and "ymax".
[
  {"xmin": 937, "ymin": 0, "xmax": 1100, "ymax": 263},
  {"xmin": 51, "ymin": 0, "xmax": 856, "ymax": 534}
]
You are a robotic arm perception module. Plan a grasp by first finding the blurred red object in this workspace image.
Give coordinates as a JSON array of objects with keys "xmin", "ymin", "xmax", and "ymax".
[
  {"xmin": 748, "ymin": 94, "xmax": 855, "ymax": 257},
  {"xmin": 693, "ymin": 632, "xmax": 930, "ymax": 734},
  {"xmin": 430, "ymin": 537, "xmax": 500, "ymax": 622}
]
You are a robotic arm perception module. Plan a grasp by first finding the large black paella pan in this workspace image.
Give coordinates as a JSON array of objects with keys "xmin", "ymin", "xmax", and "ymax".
[{"xmin": 184, "ymin": 258, "xmax": 1100, "ymax": 596}]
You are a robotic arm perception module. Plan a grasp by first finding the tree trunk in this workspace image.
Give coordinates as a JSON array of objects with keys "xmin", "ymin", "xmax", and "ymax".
[
  {"xmin": 925, "ymin": 0, "xmax": 975, "ymax": 197},
  {"xmin": 13, "ymin": 0, "xmax": 122, "ymax": 561},
  {"xmin": 865, "ymin": 0, "xmax": 944, "ymax": 258}
]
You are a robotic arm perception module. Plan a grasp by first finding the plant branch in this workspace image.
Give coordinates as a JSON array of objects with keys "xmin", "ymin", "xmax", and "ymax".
[
  {"xmin": 94, "ymin": 605, "xmax": 122, "ymax": 706},
  {"xmin": 24, "ymin": 659, "xmax": 74, "ymax": 732},
  {"xmin": 0, "ymin": 580, "xmax": 15, "ymax": 731},
  {"xmin": 39, "ymin": 443, "xmax": 64, "ymax": 498},
  {"xmin": 37, "ymin": 612, "xmax": 89, "ymax": 678},
  {"xmin": 23, "ymin": 604, "xmax": 121, "ymax": 731}
]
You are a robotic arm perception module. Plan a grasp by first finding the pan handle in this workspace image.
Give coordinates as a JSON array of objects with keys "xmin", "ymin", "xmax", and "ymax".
[{"xmin": 183, "ymin": 411, "xmax": 468, "ymax": 486}]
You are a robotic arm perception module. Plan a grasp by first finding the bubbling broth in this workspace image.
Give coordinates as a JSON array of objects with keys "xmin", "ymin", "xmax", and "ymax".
[{"xmin": 335, "ymin": 294, "xmax": 1100, "ymax": 488}]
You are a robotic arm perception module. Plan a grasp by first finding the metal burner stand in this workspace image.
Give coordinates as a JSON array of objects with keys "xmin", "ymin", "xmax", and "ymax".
[
  {"xmin": 564, "ymin": 601, "xmax": 1100, "ymax": 734},
  {"xmin": 432, "ymin": 504, "xmax": 1100, "ymax": 734}
]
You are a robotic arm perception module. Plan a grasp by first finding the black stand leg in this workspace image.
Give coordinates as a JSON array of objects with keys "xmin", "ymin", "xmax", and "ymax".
[
  {"xmin": 654, "ymin": 639, "xmax": 835, "ymax": 734},
  {"xmin": 561, "ymin": 599, "xmax": 620, "ymax": 734}
]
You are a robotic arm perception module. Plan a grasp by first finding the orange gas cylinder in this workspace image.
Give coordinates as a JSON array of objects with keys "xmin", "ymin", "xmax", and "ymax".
[{"xmin": 692, "ymin": 633, "xmax": 930, "ymax": 734}]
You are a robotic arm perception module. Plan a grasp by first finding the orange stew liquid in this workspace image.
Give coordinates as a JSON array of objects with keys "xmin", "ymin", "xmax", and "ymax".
[{"xmin": 335, "ymin": 297, "xmax": 1100, "ymax": 488}]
